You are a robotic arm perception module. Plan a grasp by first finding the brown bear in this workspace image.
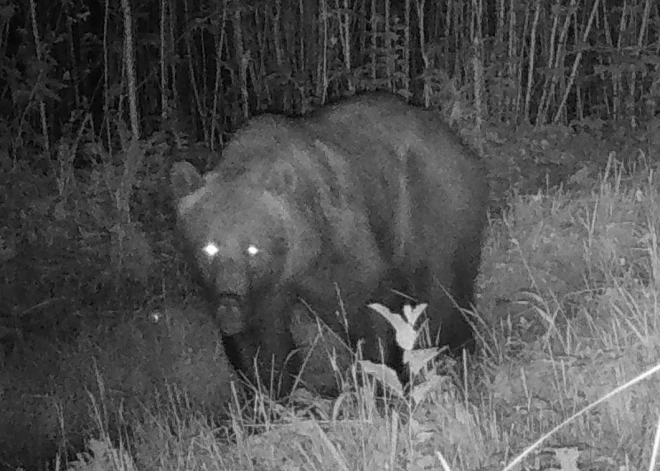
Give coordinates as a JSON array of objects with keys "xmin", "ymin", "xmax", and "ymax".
[{"xmin": 170, "ymin": 93, "xmax": 489, "ymax": 397}]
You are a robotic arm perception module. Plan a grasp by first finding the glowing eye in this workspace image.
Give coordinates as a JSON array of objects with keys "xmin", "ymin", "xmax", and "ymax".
[
  {"xmin": 203, "ymin": 243, "xmax": 219, "ymax": 257},
  {"xmin": 246, "ymin": 244, "xmax": 260, "ymax": 257}
]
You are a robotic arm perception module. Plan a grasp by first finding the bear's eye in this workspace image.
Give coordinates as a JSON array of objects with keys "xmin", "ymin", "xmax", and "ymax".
[
  {"xmin": 246, "ymin": 244, "xmax": 261, "ymax": 257},
  {"xmin": 202, "ymin": 242, "xmax": 220, "ymax": 258}
]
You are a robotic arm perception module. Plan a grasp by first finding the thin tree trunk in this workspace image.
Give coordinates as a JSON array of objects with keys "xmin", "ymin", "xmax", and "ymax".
[{"xmin": 553, "ymin": 0, "xmax": 601, "ymax": 123}]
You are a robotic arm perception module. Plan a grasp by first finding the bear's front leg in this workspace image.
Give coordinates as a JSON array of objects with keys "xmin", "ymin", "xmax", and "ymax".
[{"xmin": 224, "ymin": 292, "xmax": 300, "ymax": 398}]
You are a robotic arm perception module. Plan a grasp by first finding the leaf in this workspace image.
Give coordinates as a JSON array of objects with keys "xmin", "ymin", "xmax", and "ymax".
[
  {"xmin": 403, "ymin": 303, "xmax": 428, "ymax": 328},
  {"xmin": 369, "ymin": 303, "xmax": 417, "ymax": 350},
  {"xmin": 404, "ymin": 347, "xmax": 440, "ymax": 377},
  {"xmin": 358, "ymin": 360, "xmax": 404, "ymax": 397},
  {"xmin": 410, "ymin": 375, "xmax": 445, "ymax": 405}
]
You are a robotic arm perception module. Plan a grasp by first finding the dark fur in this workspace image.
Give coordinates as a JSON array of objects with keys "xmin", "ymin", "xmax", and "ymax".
[{"xmin": 171, "ymin": 94, "xmax": 489, "ymax": 396}]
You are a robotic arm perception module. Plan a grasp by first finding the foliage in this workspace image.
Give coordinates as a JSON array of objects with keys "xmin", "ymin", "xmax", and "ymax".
[{"xmin": 0, "ymin": 0, "xmax": 658, "ymax": 158}]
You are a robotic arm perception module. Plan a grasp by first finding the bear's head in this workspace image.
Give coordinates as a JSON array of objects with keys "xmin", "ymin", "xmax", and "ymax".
[{"xmin": 170, "ymin": 161, "xmax": 321, "ymax": 336}]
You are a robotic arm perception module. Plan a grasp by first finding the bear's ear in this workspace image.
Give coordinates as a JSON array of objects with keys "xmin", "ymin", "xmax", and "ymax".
[{"xmin": 170, "ymin": 161, "xmax": 204, "ymax": 199}]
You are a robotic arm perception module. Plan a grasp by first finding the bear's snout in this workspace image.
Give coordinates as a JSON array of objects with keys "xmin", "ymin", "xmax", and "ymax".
[{"xmin": 215, "ymin": 294, "xmax": 246, "ymax": 335}]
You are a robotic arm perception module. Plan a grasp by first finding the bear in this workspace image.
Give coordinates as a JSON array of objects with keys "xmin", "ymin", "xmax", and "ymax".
[{"xmin": 170, "ymin": 93, "xmax": 489, "ymax": 397}]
